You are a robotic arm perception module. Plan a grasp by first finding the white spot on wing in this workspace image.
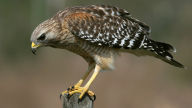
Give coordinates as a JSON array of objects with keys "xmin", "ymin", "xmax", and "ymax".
[
  {"xmin": 98, "ymin": 33, "xmax": 102, "ymax": 37},
  {"xmin": 90, "ymin": 35, "xmax": 93, "ymax": 37},
  {"xmin": 139, "ymin": 36, "xmax": 145, "ymax": 48},
  {"xmin": 93, "ymin": 29, "xmax": 96, "ymax": 33},
  {"xmin": 80, "ymin": 31, "xmax": 84, "ymax": 35},
  {"xmin": 109, "ymin": 18, "xmax": 112, "ymax": 22},
  {"xmin": 166, "ymin": 56, "xmax": 172, "ymax": 60},
  {"xmin": 120, "ymin": 38, "xmax": 126, "ymax": 46},
  {"xmin": 112, "ymin": 38, "xmax": 118, "ymax": 44},
  {"xmin": 106, "ymin": 32, "xmax": 109, "ymax": 36},
  {"xmin": 135, "ymin": 33, "xmax": 140, "ymax": 37},
  {"xmin": 111, "ymin": 26, "xmax": 114, "ymax": 30},
  {"xmin": 127, "ymin": 39, "xmax": 135, "ymax": 47},
  {"xmin": 111, "ymin": 10, "xmax": 115, "ymax": 16}
]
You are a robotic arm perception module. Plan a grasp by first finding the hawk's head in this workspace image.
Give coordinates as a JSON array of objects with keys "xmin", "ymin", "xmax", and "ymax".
[{"xmin": 30, "ymin": 18, "xmax": 60, "ymax": 54}]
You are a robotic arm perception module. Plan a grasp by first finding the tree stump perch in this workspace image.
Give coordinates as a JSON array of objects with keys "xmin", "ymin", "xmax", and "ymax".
[{"xmin": 62, "ymin": 93, "xmax": 95, "ymax": 108}]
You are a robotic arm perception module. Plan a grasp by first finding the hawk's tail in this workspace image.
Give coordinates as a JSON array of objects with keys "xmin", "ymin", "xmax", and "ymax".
[{"xmin": 142, "ymin": 38, "xmax": 184, "ymax": 68}]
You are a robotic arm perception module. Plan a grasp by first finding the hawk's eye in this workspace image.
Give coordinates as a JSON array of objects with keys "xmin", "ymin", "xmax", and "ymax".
[{"xmin": 37, "ymin": 33, "xmax": 46, "ymax": 41}]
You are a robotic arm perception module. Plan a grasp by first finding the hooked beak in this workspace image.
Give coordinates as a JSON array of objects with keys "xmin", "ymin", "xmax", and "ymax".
[{"xmin": 31, "ymin": 42, "xmax": 40, "ymax": 55}]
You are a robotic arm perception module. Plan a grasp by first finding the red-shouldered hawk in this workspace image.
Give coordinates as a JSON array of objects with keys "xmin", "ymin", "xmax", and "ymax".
[{"xmin": 31, "ymin": 5, "xmax": 184, "ymax": 99}]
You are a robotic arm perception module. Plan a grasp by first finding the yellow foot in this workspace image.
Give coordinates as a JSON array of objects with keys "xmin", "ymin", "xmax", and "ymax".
[
  {"xmin": 60, "ymin": 85, "xmax": 95, "ymax": 100},
  {"xmin": 74, "ymin": 79, "xmax": 83, "ymax": 88}
]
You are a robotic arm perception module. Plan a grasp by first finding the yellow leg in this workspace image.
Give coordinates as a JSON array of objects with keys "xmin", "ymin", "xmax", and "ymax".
[
  {"xmin": 61, "ymin": 63, "xmax": 95, "ymax": 97},
  {"xmin": 74, "ymin": 63, "xmax": 95, "ymax": 88},
  {"xmin": 61, "ymin": 64, "xmax": 101, "ymax": 99},
  {"xmin": 78, "ymin": 65, "xmax": 101, "ymax": 99}
]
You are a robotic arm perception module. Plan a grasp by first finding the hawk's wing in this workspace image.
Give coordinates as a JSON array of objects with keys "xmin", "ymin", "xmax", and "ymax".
[{"xmin": 64, "ymin": 5, "xmax": 150, "ymax": 49}]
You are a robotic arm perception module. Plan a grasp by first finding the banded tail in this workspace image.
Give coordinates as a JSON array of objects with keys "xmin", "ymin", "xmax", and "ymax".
[{"xmin": 142, "ymin": 38, "xmax": 184, "ymax": 68}]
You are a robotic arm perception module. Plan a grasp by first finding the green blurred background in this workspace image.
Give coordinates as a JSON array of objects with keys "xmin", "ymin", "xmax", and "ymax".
[{"xmin": 0, "ymin": 0, "xmax": 191, "ymax": 108}]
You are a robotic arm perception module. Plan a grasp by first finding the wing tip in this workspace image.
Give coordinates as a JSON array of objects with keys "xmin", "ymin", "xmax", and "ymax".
[{"xmin": 170, "ymin": 59, "xmax": 185, "ymax": 68}]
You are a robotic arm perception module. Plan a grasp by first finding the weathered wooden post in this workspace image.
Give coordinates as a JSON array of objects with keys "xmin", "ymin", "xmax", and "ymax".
[{"xmin": 61, "ymin": 93, "xmax": 95, "ymax": 108}]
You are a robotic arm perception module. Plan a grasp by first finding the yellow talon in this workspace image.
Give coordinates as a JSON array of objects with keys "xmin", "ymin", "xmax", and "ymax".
[
  {"xmin": 61, "ymin": 86, "xmax": 95, "ymax": 99},
  {"xmin": 74, "ymin": 79, "xmax": 83, "ymax": 88},
  {"xmin": 61, "ymin": 65, "xmax": 100, "ymax": 100}
]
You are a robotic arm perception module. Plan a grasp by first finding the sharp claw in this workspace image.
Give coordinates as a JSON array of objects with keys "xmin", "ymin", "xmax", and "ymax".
[
  {"xmin": 71, "ymin": 86, "xmax": 74, "ymax": 90},
  {"xmin": 93, "ymin": 94, "xmax": 96, "ymax": 101},
  {"xmin": 66, "ymin": 93, "xmax": 71, "ymax": 99},
  {"xmin": 78, "ymin": 98, "xmax": 82, "ymax": 103},
  {"xmin": 60, "ymin": 94, "xmax": 62, "ymax": 99},
  {"xmin": 61, "ymin": 86, "xmax": 94, "ymax": 101},
  {"xmin": 79, "ymin": 91, "xmax": 86, "ymax": 99}
]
